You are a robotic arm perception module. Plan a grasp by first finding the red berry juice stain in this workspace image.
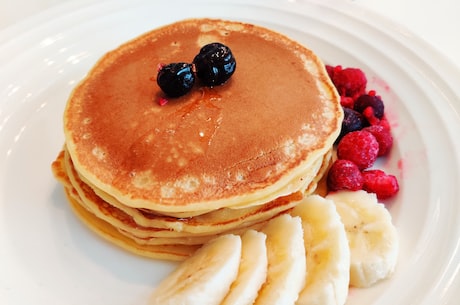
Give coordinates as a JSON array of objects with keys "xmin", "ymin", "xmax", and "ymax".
[
  {"xmin": 370, "ymin": 75, "xmax": 391, "ymax": 93},
  {"xmin": 397, "ymin": 158, "xmax": 405, "ymax": 179}
]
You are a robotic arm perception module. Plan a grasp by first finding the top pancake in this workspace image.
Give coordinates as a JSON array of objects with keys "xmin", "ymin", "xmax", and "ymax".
[{"xmin": 64, "ymin": 18, "xmax": 342, "ymax": 213}]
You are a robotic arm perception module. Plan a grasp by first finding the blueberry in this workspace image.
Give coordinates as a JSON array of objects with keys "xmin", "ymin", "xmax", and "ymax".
[
  {"xmin": 336, "ymin": 107, "xmax": 368, "ymax": 143},
  {"xmin": 157, "ymin": 62, "xmax": 195, "ymax": 97},
  {"xmin": 193, "ymin": 42, "xmax": 236, "ymax": 86},
  {"xmin": 354, "ymin": 94, "xmax": 384, "ymax": 119}
]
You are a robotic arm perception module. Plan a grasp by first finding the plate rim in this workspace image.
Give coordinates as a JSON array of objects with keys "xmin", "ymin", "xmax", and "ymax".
[{"xmin": 1, "ymin": 1, "xmax": 460, "ymax": 304}]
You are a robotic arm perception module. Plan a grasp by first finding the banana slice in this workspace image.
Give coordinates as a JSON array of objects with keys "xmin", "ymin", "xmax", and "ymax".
[
  {"xmin": 326, "ymin": 190, "xmax": 399, "ymax": 288},
  {"xmin": 221, "ymin": 229, "xmax": 268, "ymax": 305},
  {"xmin": 290, "ymin": 195, "xmax": 350, "ymax": 305},
  {"xmin": 254, "ymin": 214, "xmax": 306, "ymax": 305},
  {"xmin": 148, "ymin": 234, "xmax": 241, "ymax": 305}
]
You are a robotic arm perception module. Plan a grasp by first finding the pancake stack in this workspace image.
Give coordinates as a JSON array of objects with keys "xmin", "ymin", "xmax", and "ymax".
[{"xmin": 52, "ymin": 18, "xmax": 343, "ymax": 261}]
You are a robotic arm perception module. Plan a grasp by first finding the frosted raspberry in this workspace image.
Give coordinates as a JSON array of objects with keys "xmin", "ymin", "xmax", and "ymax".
[
  {"xmin": 330, "ymin": 66, "xmax": 367, "ymax": 100},
  {"xmin": 325, "ymin": 64, "xmax": 337, "ymax": 79},
  {"xmin": 362, "ymin": 169, "xmax": 399, "ymax": 199},
  {"xmin": 340, "ymin": 96, "xmax": 354, "ymax": 109},
  {"xmin": 327, "ymin": 159, "xmax": 363, "ymax": 191},
  {"xmin": 378, "ymin": 115, "xmax": 391, "ymax": 130},
  {"xmin": 337, "ymin": 130, "xmax": 379, "ymax": 169},
  {"xmin": 363, "ymin": 125, "xmax": 393, "ymax": 156}
]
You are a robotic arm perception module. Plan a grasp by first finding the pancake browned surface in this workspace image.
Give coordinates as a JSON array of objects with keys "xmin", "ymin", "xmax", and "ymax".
[
  {"xmin": 53, "ymin": 18, "xmax": 342, "ymax": 259},
  {"xmin": 63, "ymin": 18, "xmax": 342, "ymax": 213}
]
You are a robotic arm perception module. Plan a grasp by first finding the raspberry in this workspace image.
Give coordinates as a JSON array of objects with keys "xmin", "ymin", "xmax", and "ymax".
[
  {"xmin": 337, "ymin": 130, "xmax": 379, "ymax": 169},
  {"xmin": 330, "ymin": 66, "xmax": 367, "ymax": 100},
  {"xmin": 327, "ymin": 159, "xmax": 363, "ymax": 191},
  {"xmin": 378, "ymin": 115, "xmax": 391, "ymax": 130},
  {"xmin": 363, "ymin": 125, "xmax": 393, "ymax": 156},
  {"xmin": 325, "ymin": 64, "xmax": 337, "ymax": 79},
  {"xmin": 362, "ymin": 169, "xmax": 399, "ymax": 199},
  {"xmin": 340, "ymin": 96, "xmax": 354, "ymax": 109}
]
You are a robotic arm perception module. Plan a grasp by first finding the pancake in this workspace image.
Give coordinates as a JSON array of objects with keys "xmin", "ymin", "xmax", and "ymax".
[
  {"xmin": 51, "ymin": 147, "xmax": 330, "ymax": 253},
  {"xmin": 53, "ymin": 152, "xmax": 199, "ymax": 259},
  {"xmin": 53, "ymin": 18, "xmax": 343, "ymax": 259},
  {"xmin": 64, "ymin": 189, "xmax": 200, "ymax": 260},
  {"xmin": 56, "ymin": 147, "xmax": 328, "ymax": 241},
  {"xmin": 62, "ymin": 18, "xmax": 343, "ymax": 214},
  {"xmin": 75, "ymin": 146, "xmax": 327, "ymax": 219},
  {"xmin": 52, "ymin": 145, "xmax": 330, "ymax": 251}
]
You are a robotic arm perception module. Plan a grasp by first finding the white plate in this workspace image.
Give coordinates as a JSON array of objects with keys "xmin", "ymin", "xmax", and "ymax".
[{"xmin": 1, "ymin": 0, "xmax": 460, "ymax": 304}]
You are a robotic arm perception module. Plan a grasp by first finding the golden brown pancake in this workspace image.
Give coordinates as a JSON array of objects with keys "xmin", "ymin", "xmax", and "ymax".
[
  {"xmin": 52, "ymin": 144, "xmax": 330, "ymax": 255},
  {"xmin": 75, "ymin": 146, "xmax": 327, "ymax": 219},
  {"xmin": 64, "ymin": 190, "xmax": 200, "ymax": 260},
  {"xmin": 57, "ymin": 147, "xmax": 327, "ymax": 239},
  {"xmin": 53, "ymin": 152, "xmax": 198, "ymax": 260},
  {"xmin": 63, "ymin": 18, "xmax": 343, "ymax": 214},
  {"xmin": 53, "ymin": 18, "xmax": 343, "ymax": 259},
  {"xmin": 51, "ymin": 146, "xmax": 330, "ymax": 256}
]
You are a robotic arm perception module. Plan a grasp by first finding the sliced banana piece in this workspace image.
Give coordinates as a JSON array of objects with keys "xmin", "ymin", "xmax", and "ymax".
[
  {"xmin": 326, "ymin": 190, "xmax": 399, "ymax": 288},
  {"xmin": 148, "ymin": 234, "xmax": 241, "ymax": 305},
  {"xmin": 254, "ymin": 214, "xmax": 306, "ymax": 305},
  {"xmin": 221, "ymin": 229, "xmax": 268, "ymax": 305},
  {"xmin": 291, "ymin": 195, "xmax": 350, "ymax": 305}
]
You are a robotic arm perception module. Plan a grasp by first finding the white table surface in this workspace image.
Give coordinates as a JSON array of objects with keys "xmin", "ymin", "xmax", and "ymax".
[{"xmin": 1, "ymin": 0, "xmax": 459, "ymax": 70}]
